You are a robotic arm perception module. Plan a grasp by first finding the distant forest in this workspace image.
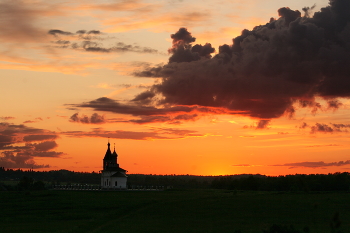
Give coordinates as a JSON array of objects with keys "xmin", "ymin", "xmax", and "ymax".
[{"xmin": 1, "ymin": 167, "xmax": 350, "ymax": 192}]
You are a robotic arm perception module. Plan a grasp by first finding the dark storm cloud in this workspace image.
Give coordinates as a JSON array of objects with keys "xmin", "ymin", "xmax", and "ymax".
[
  {"xmin": 0, "ymin": 122, "xmax": 62, "ymax": 169},
  {"xmin": 273, "ymin": 160, "xmax": 350, "ymax": 168},
  {"xmin": 129, "ymin": 0, "xmax": 350, "ymax": 121},
  {"xmin": 277, "ymin": 7, "xmax": 302, "ymax": 26},
  {"xmin": 69, "ymin": 113, "xmax": 106, "ymax": 124},
  {"xmin": 167, "ymin": 28, "xmax": 216, "ymax": 63},
  {"xmin": 49, "ymin": 29, "xmax": 160, "ymax": 54}
]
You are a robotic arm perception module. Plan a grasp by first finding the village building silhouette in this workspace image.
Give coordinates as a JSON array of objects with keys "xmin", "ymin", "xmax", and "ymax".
[{"xmin": 101, "ymin": 141, "xmax": 127, "ymax": 189}]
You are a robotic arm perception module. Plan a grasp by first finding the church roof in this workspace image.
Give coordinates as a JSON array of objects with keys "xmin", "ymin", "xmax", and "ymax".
[
  {"xmin": 112, "ymin": 143, "xmax": 118, "ymax": 157},
  {"xmin": 104, "ymin": 165, "xmax": 126, "ymax": 172},
  {"xmin": 111, "ymin": 171, "xmax": 127, "ymax": 177},
  {"xmin": 112, "ymin": 150, "xmax": 118, "ymax": 156},
  {"xmin": 102, "ymin": 140, "xmax": 127, "ymax": 174},
  {"xmin": 103, "ymin": 142, "xmax": 112, "ymax": 160}
]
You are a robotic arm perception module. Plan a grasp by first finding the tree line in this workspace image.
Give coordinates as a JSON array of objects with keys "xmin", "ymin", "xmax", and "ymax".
[{"xmin": 1, "ymin": 167, "xmax": 350, "ymax": 191}]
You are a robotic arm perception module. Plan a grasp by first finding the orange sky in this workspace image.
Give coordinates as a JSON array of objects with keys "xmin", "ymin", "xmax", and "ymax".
[{"xmin": 2, "ymin": 0, "xmax": 350, "ymax": 176}]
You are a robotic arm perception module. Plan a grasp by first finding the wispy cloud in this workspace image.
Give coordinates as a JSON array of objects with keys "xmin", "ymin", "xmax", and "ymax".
[
  {"xmin": 0, "ymin": 116, "xmax": 15, "ymax": 121},
  {"xmin": 232, "ymin": 164, "xmax": 262, "ymax": 167},
  {"xmin": 62, "ymin": 127, "xmax": 204, "ymax": 140},
  {"xmin": 272, "ymin": 160, "xmax": 350, "ymax": 168}
]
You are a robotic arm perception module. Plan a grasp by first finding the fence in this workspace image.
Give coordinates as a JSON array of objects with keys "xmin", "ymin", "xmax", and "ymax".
[{"xmin": 52, "ymin": 184, "xmax": 171, "ymax": 191}]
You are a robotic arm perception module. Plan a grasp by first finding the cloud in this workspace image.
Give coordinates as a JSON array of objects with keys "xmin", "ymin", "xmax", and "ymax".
[
  {"xmin": 69, "ymin": 113, "xmax": 106, "ymax": 124},
  {"xmin": 62, "ymin": 127, "xmax": 204, "ymax": 140},
  {"xmin": 23, "ymin": 117, "xmax": 43, "ymax": 124},
  {"xmin": 300, "ymin": 122, "xmax": 350, "ymax": 134},
  {"xmin": 242, "ymin": 120, "xmax": 271, "ymax": 129},
  {"xmin": 305, "ymin": 144, "xmax": 340, "ymax": 148},
  {"xmin": 0, "ymin": 151, "xmax": 49, "ymax": 169},
  {"xmin": 32, "ymin": 141, "xmax": 58, "ymax": 151},
  {"xmin": 128, "ymin": 0, "xmax": 350, "ymax": 121},
  {"xmin": 101, "ymin": 10, "xmax": 210, "ymax": 33},
  {"xmin": 68, "ymin": 97, "xmax": 233, "ymax": 124},
  {"xmin": 23, "ymin": 134, "xmax": 58, "ymax": 142},
  {"xmin": 310, "ymin": 123, "xmax": 336, "ymax": 133},
  {"xmin": 129, "ymin": 114, "xmax": 199, "ymax": 124},
  {"xmin": 81, "ymin": 0, "xmax": 152, "ymax": 13},
  {"xmin": 48, "ymin": 29, "xmax": 160, "ymax": 54},
  {"xmin": 256, "ymin": 120, "xmax": 270, "ymax": 129},
  {"xmin": 0, "ymin": 1, "xmax": 64, "ymax": 43},
  {"xmin": 273, "ymin": 160, "xmax": 350, "ymax": 168},
  {"xmin": 0, "ymin": 122, "xmax": 62, "ymax": 169},
  {"xmin": 0, "ymin": 116, "xmax": 15, "ymax": 121},
  {"xmin": 48, "ymin": 29, "xmax": 74, "ymax": 36}
]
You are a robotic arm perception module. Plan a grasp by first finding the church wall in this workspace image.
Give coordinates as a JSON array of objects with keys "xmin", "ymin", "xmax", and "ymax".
[
  {"xmin": 101, "ymin": 171, "xmax": 127, "ymax": 189},
  {"xmin": 110, "ymin": 177, "xmax": 127, "ymax": 189}
]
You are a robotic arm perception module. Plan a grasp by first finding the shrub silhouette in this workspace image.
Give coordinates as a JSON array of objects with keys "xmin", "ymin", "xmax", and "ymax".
[{"xmin": 262, "ymin": 224, "xmax": 309, "ymax": 233}]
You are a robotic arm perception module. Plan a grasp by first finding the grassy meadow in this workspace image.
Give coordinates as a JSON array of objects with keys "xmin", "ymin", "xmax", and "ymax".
[{"xmin": 0, "ymin": 189, "xmax": 349, "ymax": 233}]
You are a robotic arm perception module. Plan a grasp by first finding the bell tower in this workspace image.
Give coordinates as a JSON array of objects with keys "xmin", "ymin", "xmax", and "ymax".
[
  {"xmin": 103, "ymin": 140, "xmax": 113, "ymax": 170},
  {"xmin": 101, "ymin": 139, "xmax": 127, "ymax": 189}
]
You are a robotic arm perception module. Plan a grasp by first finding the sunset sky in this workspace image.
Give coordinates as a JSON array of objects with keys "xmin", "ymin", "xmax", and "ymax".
[{"xmin": 2, "ymin": 0, "xmax": 350, "ymax": 176}]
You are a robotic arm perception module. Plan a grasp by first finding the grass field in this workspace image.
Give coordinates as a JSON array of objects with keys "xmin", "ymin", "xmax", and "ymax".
[{"xmin": 0, "ymin": 189, "xmax": 349, "ymax": 233}]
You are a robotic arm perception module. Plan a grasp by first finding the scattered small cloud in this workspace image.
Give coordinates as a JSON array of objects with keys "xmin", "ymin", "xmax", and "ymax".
[
  {"xmin": 48, "ymin": 29, "xmax": 161, "ymax": 54},
  {"xmin": 300, "ymin": 122, "xmax": 350, "ymax": 134},
  {"xmin": 243, "ymin": 120, "xmax": 271, "ymax": 130},
  {"xmin": 69, "ymin": 113, "xmax": 106, "ymax": 124}
]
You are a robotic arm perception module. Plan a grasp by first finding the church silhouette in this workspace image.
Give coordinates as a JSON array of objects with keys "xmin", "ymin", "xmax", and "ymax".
[{"xmin": 101, "ymin": 141, "xmax": 127, "ymax": 189}]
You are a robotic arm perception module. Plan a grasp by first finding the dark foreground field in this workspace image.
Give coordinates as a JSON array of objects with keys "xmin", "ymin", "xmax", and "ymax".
[{"xmin": 1, "ymin": 190, "xmax": 349, "ymax": 233}]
